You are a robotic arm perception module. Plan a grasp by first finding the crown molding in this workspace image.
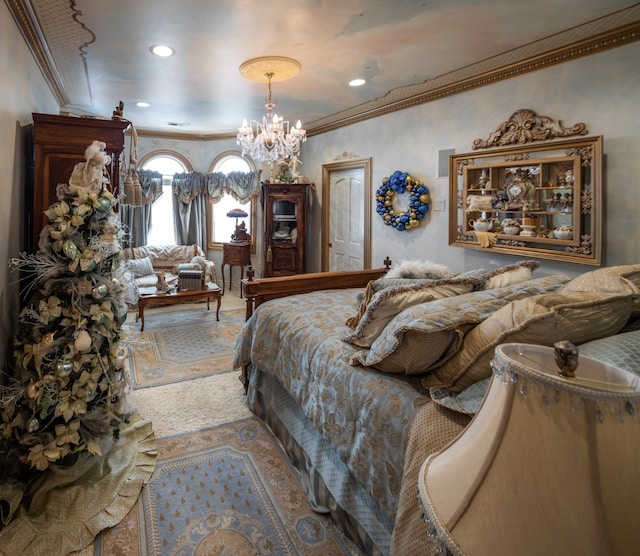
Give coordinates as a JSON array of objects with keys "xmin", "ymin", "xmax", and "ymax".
[
  {"xmin": 7, "ymin": 1, "xmax": 640, "ymax": 139},
  {"xmin": 5, "ymin": 0, "xmax": 71, "ymax": 105},
  {"xmin": 305, "ymin": 19, "xmax": 640, "ymax": 137}
]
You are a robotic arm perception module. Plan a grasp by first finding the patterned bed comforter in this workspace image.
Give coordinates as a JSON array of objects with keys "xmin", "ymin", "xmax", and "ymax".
[{"xmin": 233, "ymin": 288, "xmax": 430, "ymax": 519}]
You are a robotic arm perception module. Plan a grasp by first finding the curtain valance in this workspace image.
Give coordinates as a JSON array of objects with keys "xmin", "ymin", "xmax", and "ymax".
[
  {"xmin": 137, "ymin": 170, "xmax": 163, "ymax": 204},
  {"xmin": 206, "ymin": 170, "xmax": 262, "ymax": 203},
  {"xmin": 172, "ymin": 172, "xmax": 208, "ymax": 204}
]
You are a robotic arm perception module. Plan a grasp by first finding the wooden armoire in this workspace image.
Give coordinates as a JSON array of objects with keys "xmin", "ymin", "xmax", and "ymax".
[{"xmin": 28, "ymin": 113, "xmax": 129, "ymax": 251}]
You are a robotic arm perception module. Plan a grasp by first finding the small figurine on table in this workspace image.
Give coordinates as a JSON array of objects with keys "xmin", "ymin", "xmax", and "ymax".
[{"xmin": 231, "ymin": 221, "xmax": 250, "ymax": 242}]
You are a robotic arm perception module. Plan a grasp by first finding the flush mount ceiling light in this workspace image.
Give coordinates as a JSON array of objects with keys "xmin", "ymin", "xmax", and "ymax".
[
  {"xmin": 236, "ymin": 56, "xmax": 306, "ymax": 166},
  {"xmin": 136, "ymin": 102, "xmax": 150, "ymax": 108},
  {"xmin": 349, "ymin": 78, "xmax": 366, "ymax": 87},
  {"xmin": 150, "ymin": 44, "xmax": 174, "ymax": 57}
]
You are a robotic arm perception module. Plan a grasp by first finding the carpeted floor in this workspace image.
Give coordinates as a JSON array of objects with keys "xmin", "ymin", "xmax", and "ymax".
[
  {"xmin": 81, "ymin": 286, "xmax": 361, "ymax": 556},
  {"xmin": 94, "ymin": 418, "xmax": 360, "ymax": 555},
  {"xmin": 128, "ymin": 307, "xmax": 246, "ymax": 389}
]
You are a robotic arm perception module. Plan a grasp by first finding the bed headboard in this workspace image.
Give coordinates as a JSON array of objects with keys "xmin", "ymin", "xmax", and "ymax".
[{"xmin": 241, "ymin": 257, "xmax": 391, "ymax": 320}]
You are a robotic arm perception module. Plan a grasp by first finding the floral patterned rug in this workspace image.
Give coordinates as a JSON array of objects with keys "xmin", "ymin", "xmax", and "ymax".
[
  {"xmin": 94, "ymin": 417, "xmax": 360, "ymax": 555},
  {"xmin": 127, "ymin": 308, "xmax": 246, "ymax": 389}
]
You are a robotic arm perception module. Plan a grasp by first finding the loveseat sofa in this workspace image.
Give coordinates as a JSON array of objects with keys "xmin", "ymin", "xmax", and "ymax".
[{"xmin": 122, "ymin": 244, "xmax": 218, "ymax": 293}]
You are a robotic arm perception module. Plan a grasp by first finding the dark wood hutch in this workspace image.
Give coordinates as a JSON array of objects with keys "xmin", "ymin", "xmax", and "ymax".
[{"xmin": 28, "ymin": 113, "xmax": 129, "ymax": 251}]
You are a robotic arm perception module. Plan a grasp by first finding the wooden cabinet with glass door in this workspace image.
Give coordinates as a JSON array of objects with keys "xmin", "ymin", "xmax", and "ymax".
[
  {"xmin": 449, "ymin": 110, "xmax": 603, "ymax": 266},
  {"xmin": 262, "ymin": 182, "xmax": 308, "ymax": 277}
]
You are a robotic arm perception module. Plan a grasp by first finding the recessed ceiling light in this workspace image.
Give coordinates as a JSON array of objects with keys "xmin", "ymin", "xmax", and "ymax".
[
  {"xmin": 151, "ymin": 45, "xmax": 174, "ymax": 57},
  {"xmin": 136, "ymin": 102, "xmax": 150, "ymax": 108},
  {"xmin": 349, "ymin": 78, "xmax": 366, "ymax": 87}
]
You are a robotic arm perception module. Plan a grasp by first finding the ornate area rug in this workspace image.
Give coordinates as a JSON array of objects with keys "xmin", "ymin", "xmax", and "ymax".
[
  {"xmin": 94, "ymin": 417, "xmax": 360, "ymax": 555},
  {"xmin": 128, "ymin": 308, "xmax": 246, "ymax": 389}
]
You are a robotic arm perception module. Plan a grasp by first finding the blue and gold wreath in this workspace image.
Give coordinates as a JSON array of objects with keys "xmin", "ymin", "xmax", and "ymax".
[{"xmin": 376, "ymin": 170, "xmax": 430, "ymax": 231}]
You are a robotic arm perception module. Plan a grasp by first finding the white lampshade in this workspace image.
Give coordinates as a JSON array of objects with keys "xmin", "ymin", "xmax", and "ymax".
[{"xmin": 419, "ymin": 342, "xmax": 640, "ymax": 556}]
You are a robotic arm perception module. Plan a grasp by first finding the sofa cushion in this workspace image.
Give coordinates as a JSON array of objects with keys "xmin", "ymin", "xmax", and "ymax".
[
  {"xmin": 423, "ymin": 290, "xmax": 633, "ymax": 392},
  {"xmin": 128, "ymin": 256, "xmax": 154, "ymax": 278},
  {"xmin": 350, "ymin": 274, "xmax": 571, "ymax": 375},
  {"xmin": 343, "ymin": 276, "xmax": 482, "ymax": 348}
]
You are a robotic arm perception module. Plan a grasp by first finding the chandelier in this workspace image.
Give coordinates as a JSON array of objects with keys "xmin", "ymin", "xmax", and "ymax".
[{"xmin": 237, "ymin": 57, "xmax": 306, "ymax": 164}]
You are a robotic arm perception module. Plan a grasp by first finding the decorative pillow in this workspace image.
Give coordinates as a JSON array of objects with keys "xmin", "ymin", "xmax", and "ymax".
[
  {"xmin": 482, "ymin": 260, "xmax": 540, "ymax": 290},
  {"xmin": 351, "ymin": 326, "xmax": 466, "ymax": 375},
  {"xmin": 128, "ymin": 256, "xmax": 154, "ymax": 278},
  {"xmin": 453, "ymin": 268, "xmax": 486, "ymax": 280},
  {"xmin": 385, "ymin": 259, "xmax": 453, "ymax": 280},
  {"xmin": 190, "ymin": 255, "xmax": 207, "ymax": 269},
  {"xmin": 175, "ymin": 262, "xmax": 201, "ymax": 273},
  {"xmin": 562, "ymin": 264, "xmax": 640, "ymax": 318},
  {"xmin": 578, "ymin": 330, "xmax": 640, "ymax": 376},
  {"xmin": 344, "ymin": 276, "xmax": 482, "ymax": 348},
  {"xmin": 430, "ymin": 378, "xmax": 491, "ymax": 415},
  {"xmin": 423, "ymin": 290, "xmax": 633, "ymax": 392},
  {"xmin": 346, "ymin": 278, "xmax": 436, "ymax": 328},
  {"xmin": 349, "ymin": 273, "xmax": 571, "ymax": 374}
]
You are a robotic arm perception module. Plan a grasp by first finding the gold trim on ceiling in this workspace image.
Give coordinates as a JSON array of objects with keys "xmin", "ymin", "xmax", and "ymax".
[{"xmin": 9, "ymin": 0, "xmax": 638, "ymax": 141}]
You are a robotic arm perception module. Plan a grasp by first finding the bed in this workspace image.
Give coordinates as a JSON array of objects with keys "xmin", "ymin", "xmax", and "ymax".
[{"xmin": 233, "ymin": 261, "xmax": 640, "ymax": 555}]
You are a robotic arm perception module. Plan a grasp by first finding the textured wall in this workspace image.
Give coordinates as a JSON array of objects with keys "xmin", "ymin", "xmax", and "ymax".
[
  {"xmin": 0, "ymin": 3, "xmax": 58, "ymax": 369},
  {"xmin": 302, "ymin": 41, "xmax": 640, "ymax": 277}
]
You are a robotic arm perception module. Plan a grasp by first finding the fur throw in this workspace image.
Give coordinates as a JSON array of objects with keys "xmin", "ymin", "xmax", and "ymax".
[{"xmin": 385, "ymin": 259, "xmax": 453, "ymax": 280}]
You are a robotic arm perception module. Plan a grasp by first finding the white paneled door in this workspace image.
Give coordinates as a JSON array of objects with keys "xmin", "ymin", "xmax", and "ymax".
[{"xmin": 322, "ymin": 159, "xmax": 371, "ymax": 272}]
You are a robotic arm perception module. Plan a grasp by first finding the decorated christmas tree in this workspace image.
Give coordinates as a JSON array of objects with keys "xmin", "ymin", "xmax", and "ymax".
[{"xmin": 1, "ymin": 141, "xmax": 132, "ymax": 478}]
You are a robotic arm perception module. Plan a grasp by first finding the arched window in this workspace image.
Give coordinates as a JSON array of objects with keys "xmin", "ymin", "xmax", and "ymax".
[
  {"xmin": 141, "ymin": 154, "xmax": 188, "ymax": 246},
  {"xmin": 209, "ymin": 154, "xmax": 256, "ymax": 247}
]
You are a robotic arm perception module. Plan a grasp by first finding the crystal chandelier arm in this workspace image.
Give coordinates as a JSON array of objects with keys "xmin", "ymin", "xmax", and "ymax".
[{"xmin": 237, "ymin": 63, "xmax": 306, "ymax": 163}]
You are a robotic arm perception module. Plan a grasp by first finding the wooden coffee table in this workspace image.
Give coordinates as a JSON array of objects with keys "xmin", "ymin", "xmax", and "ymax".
[{"xmin": 137, "ymin": 286, "xmax": 222, "ymax": 331}]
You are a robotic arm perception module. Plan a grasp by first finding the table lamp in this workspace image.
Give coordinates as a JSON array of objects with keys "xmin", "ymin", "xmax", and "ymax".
[
  {"xmin": 419, "ymin": 342, "xmax": 640, "ymax": 556},
  {"xmin": 227, "ymin": 208, "xmax": 249, "ymax": 242}
]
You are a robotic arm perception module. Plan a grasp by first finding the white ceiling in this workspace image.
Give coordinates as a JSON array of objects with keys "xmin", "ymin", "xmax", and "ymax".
[{"xmin": 8, "ymin": 0, "xmax": 640, "ymax": 136}]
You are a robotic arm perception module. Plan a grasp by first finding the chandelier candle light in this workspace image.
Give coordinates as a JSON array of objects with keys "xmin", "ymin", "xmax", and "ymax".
[{"xmin": 237, "ymin": 57, "xmax": 306, "ymax": 180}]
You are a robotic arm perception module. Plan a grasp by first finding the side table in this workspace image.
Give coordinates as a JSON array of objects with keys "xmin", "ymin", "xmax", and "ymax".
[{"xmin": 222, "ymin": 241, "xmax": 251, "ymax": 296}]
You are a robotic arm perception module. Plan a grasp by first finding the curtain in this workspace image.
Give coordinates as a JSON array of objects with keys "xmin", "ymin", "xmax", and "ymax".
[
  {"xmin": 172, "ymin": 172, "xmax": 208, "ymax": 250},
  {"xmin": 206, "ymin": 170, "xmax": 262, "ymax": 203},
  {"xmin": 118, "ymin": 170, "xmax": 163, "ymax": 248}
]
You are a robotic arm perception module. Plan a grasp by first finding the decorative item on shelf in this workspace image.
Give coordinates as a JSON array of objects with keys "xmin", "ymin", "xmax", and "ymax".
[
  {"xmin": 465, "ymin": 194, "xmax": 494, "ymax": 212},
  {"xmin": 419, "ymin": 341, "xmax": 640, "ymax": 556},
  {"xmin": 227, "ymin": 208, "xmax": 250, "ymax": 242},
  {"xmin": 520, "ymin": 216, "xmax": 541, "ymax": 237},
  {"xmin": 501, "ymin": 218, "xmax": 520, "ymax": 235},
  {"xmin": 289, "ymin": 156, "xmax": 303, "ymax": 183},
  {"xmin": 553, "ymin": 225, "xmax": 573, "ymax": 240},
  {"xmin": 376, "ymin": 170, "xmax": 430, "ymax": 231},
  {"xmin": 504, "ymin": 166, "xmax": 538, "ymax": 210},
  {"xmin": 468, "ymin": 218, "xmax": 493, "ymax": 232},
  {"xmin": 236, "ymin": 56, "xmax": 306, "ymax": 182}
]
